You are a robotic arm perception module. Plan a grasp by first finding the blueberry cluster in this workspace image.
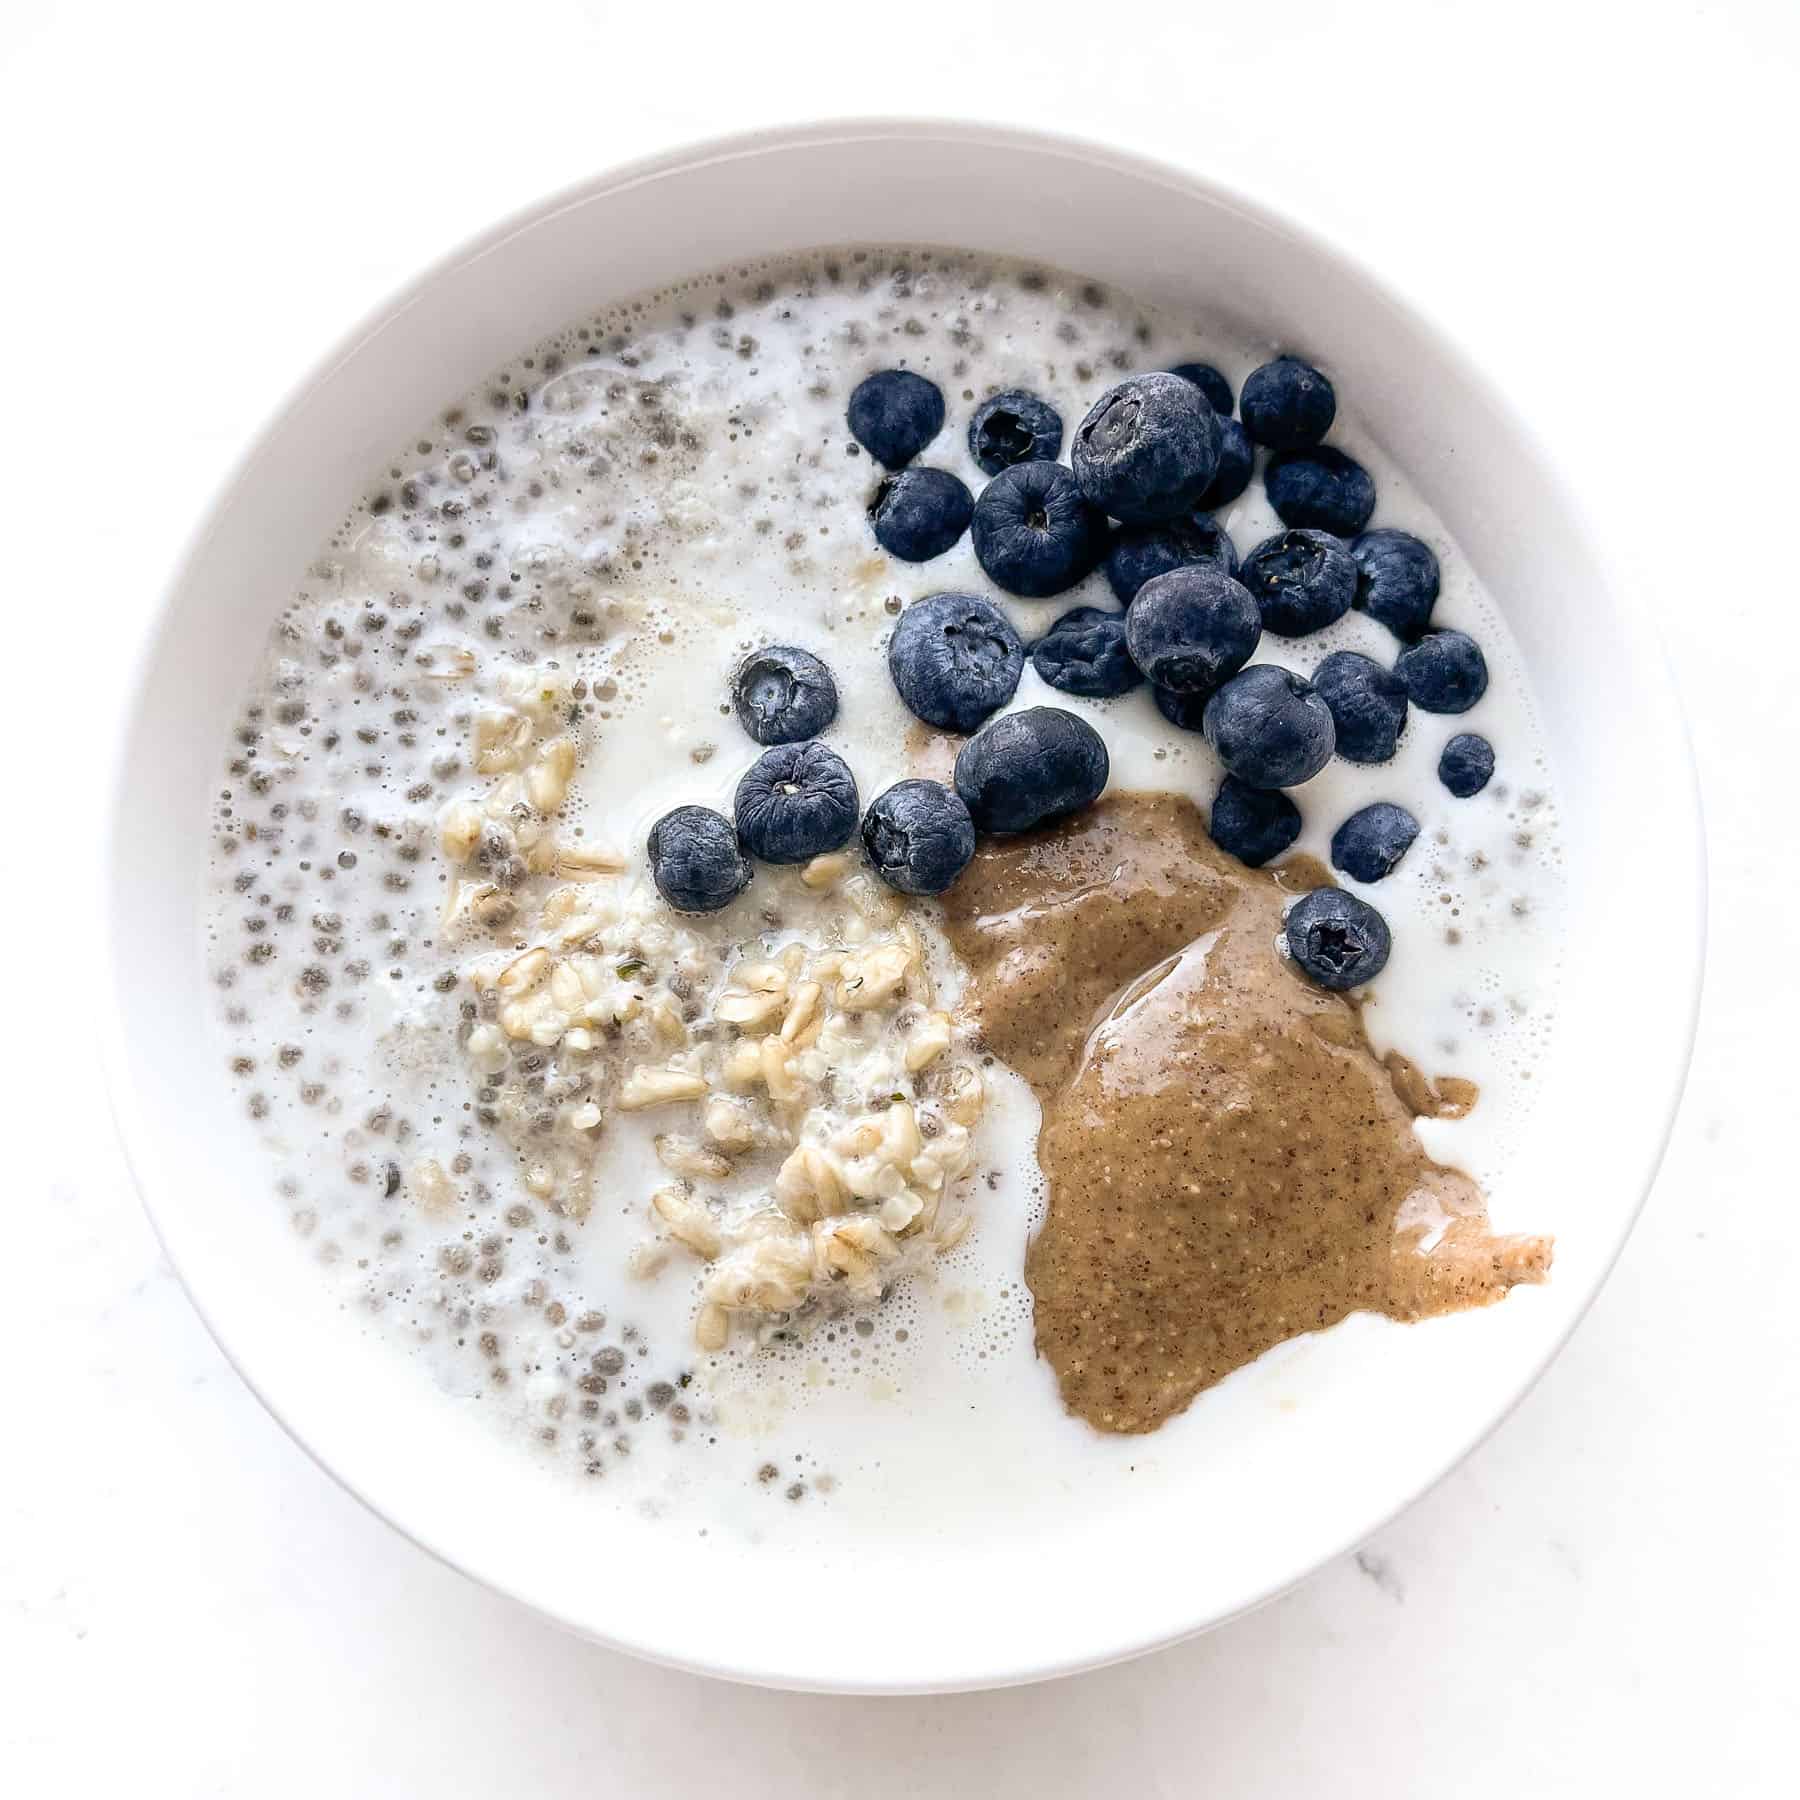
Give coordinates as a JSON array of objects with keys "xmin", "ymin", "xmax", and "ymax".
[
  {"xmin": 646, "ymin": 719, "xmax": 865, "ymax": 913},
  {"xmin": 646, "ymin": 644, "xmax": 1110, "ymax": 908},
  {"xmin": 1191, "ymin": 360, "xmax": 1496, "ymax": 988},
  {"xmin": 849, "ymin": 368, "xmax": 981, "ymax": 565},
  {"xmin": 648, "ymin": 353, "xmax": 1502, "ymax": 998}
]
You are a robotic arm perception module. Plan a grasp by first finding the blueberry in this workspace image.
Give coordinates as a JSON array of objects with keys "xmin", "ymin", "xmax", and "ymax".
[
  {"xmin": 861, "ymin": 779, "xmax": 977, "ymax": 896},
  {"xmin": 887, "ymin": 592, "xmax": 1024, "ymax": 734},
  {"xmin": 1104, "ymin": 513, "xmax": 1239, "ymax": 605},
  {"xmin": 968, "ymin": 388, "xmax": 1063, "ymax": 476},
  {"xmin": 1283, "ymin": 887, "xmax": 1391, "ymax": 991},
  {"xmin": 1196, "ymin": 417, "xmax": 1254, "ymax": 510},
  {"xmin": 1125, "ymin": 566, "xmax": 1261, "ymax": 694},
  {"xmin": 734, "ymin": 742, "xmax": 859, "ymax": 864},
  {"xmin": 971, "ymin": 461, "xmax": 1108, "ymax": 598},
  {"xmin": 846, "ymin": 369, "xmax": 944, "ymax": 469},
  {"xmin": 1330, "ymin": 802, "xmax": 1420, "ymax": 884},
  {"xmin": 1395, "ymin": 629, "xmax": 1488, "ymax": 713},
  {"xmin": 731, "ymin": 645, "xmax": 839, "ymax": 745},
  {"xmin": 1209, "ymin": 774, "xmax": 1302, "ymax": 869},
  {"xmin": 647, "ymin": 806, "xmax": 751, "ymax": 913},
  {"xmin": 869, "ymin": 467, "xmax": 974, "ymax": 562},
  {"xmin": 1311, "ymin": 649, "xmax": 1409, "ymax": 765},
  {"xmin": 1031, "ymin": 606, "xmax": 1143, "ymax": 699},
  {"xmin": 1152, "ymin": 683, "xmax": 1208, "ymax": 733},
  {"xmin": 1168, "ymin": 361, "xmax": 1235, "ymax": 416},
  {"xmin": 1239, "ymin": 529, "xmax": 1356, "ymax": 637},
  {"xmin": 1439, "ymin": 731, "xmax": 1496, "ymax": 797},
  {"xmin": 1202, "ymin": 663, "xmax": 1336, "ymax": 789},
  {"xmin": 953, "ymin": 706, "xmax": 1110, "ymax": 835},
  {"xmin": 1351, "ymin": 528, "xmax": 1440, "ymax": 641},
  {"xmin": 1240, "ymin": 357, "xmax": 1336, "ymax": 451},
  {"xmin": 1072, "ymin": 372, "xmax": 1221, "ymax": 524},
  {"xmin": 1264, "ymin": 447, "xmax": 1376, "ymax": 536}
]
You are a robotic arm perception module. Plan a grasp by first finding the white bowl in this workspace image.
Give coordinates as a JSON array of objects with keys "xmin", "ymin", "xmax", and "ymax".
[{"xmin": 103, "ymin": 119, "xmax": 1705, "ymax": 1692}]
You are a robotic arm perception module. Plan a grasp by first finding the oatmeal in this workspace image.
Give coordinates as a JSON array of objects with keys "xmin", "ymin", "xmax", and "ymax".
[
  {"xmin": 205, "ymin": 245, "xmax": 1566, "ymax": 1527},
  {"xmin": 455, "ymin": 807, "xmax": 986, "ymax": 1346}
]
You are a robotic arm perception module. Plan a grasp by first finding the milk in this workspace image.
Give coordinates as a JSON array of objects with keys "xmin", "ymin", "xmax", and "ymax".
[{"xmin": 205, "ymin": 247, "xmax": 1564, "ymax": 1549}]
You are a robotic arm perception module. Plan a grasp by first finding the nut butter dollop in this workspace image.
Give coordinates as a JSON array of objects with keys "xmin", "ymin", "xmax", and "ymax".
[{"xmin": 942, "ymin": 792, "xmax": 1551, "ymax": 1434}]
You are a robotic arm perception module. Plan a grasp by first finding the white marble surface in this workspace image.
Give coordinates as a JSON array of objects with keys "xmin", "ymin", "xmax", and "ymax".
[{"xmin": 2, "ymin": 2, "xmax": 1794, "ymax": 1791}]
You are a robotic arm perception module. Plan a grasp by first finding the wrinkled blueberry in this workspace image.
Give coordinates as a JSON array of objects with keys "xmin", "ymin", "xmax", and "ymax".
[
  {"xmin": 870, "ymin": 467, "xmax": 974, "ymax": 562},
  {"xmin": 1196, "ymin": 416, "xmax": 1254, "ymax": 510},
  {"xmin": 1439, "ymin": 732, "xmax": 1496, "ymax": 797},
  {"xmin": 887, "ymin": 592, "xmax": 1024, "ymax": 733},
  {"xmin": 1330, "ymin": 802, "xmax": 1420, "ymax": 884},
  {"xmin": 1202, "ymin": 664, "xmax": 1336, "ymax": 789},
  {"xmin": 847, "ymin": 369, "xmax": 944, "ymax": 469},
  {"xmin": 1209, "ymin": 774, "xmax": 1302, "ymax": 869},
  {"xmin": 1283, "ymin": 887, "xmax": 1392, "ymax": 991},
  {"xmin": 954, "ymin": 706, "xmax": 1110, "ymax": 834},
  {"xmin": 1031, "ymin": 606, "xmax": 1143, "ymax": 699},
  {"xmin": 1351, "ymin": 528, "xmax": 1440, "ymax": 641},
  {"xmin": 1152, "ymin": 683, "xmax": 1209, "ymax": 733},
  {"xmin": 861, "ymin": 780, "xmax": 977, "ymax": 896},
  {"xmin": 1105, "ymin": 513, "xmax": 1238, "ymax": 605},
  {"xmin": 1312, "ymin": 649, "xmax": 1409, "ymax": 764},
  {"xmin": 971, "ymin": 461, "xmax": 1108, "ymax": 598},
  {"xmin": 1396, "ymin": 629, "xmax": 1488, "ymax": 713},
  {"xmin": 1072, "ymin": 372, "xmax": 1221, "ymax": 524},
  {"xmin": 1169, "ymin": 361, "xmax": 1235, "ymax": 416},
  {"xmin": 968, "ymin": 388, "xmax": 1063, "ymax": 476},
  {"xmin": 1240, "ymin": 357, "xmax": 1336, "ymax": 450},
  {"xmin": 1240, "ymin": 529, "xmax": 1356, "ymax": 637},
  {"xmin": 1265, "ymin": 447, "xmax": 1376, "ymax": 537},
  {"xmin": 647, "ymin": 806, "xmax": 750, "ymax": 914},
  {"xmin": 732, "ymin": 645, "xmax": 839, "ymax": 745},
  {"xmin": 1125, "ymin": 566, "xmax": 1261, "ymax": 694},
  {"xmin": 734, "ymin": 742, "xmax": 859, "ymax": 864}
]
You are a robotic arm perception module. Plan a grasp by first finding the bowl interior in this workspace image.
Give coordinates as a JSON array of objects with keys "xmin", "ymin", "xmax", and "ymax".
[{"xmin": 104, "ymin": 122, "xmax": 1702, "ymax": 1692}]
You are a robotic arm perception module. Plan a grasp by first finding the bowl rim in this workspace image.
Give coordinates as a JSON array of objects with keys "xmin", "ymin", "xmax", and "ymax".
[{"xmin": 100, "ymin": 115, "xmax": 1708, "ymax": 1692}]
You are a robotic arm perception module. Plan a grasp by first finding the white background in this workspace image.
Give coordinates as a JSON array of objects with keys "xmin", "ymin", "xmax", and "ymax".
[{"xmin": 2, "ymin": 2, "xmax": 1794, "ymax": 1793}]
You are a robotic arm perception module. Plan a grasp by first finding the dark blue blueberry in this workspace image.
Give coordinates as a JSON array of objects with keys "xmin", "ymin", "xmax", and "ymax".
[
  {"xmin": 1264, "ymin": 447, "xmax": 1376, "ymax": 536},
  {"xmin": 1283, "ymin": 887, "xmax": 1391, "ymax": 991},
  {"xmin": 1312, "ymin": 650, "xmax": 1409, "ymax": 765},
  {"xmin": 1104, "ymin": 513, "xmax": 1238, "ymax": 605},
  {"xmin": 1240, "ymin": 357, "xmax": 1336, "ymax": 451},
  {"xmin": 846, "ymin": 369, "xmax": 944, "ymax": 469},
  {"xmin": 861, "ymin": 780, "xmax": 977, "ymax": 897},
  {"xmin": 1152, "ymin": 683, "xmax": 1208, "ymax": 733},
  {"xmin": 1125, "ymin": 566, "xmax": 1261, "ymax": 694},
  {"xmin": 1196, "ymin": 417, "xmax": 1254, "ymax": 510},
  {"xmin": 869, "ymin": 467, "xmax": 974, "ymax": 562},
  {"xmin": 954, "ymin": 706, "xmax": 1110, "ymax": 835},
  {"xmin": 887, "ymin": 592, "xmax": 1024, "ymax": 734},
  {"xmin": 1169, "ymin": 361, "xmax": 1235, "ymax": 417},
  {"xmin": 1209, "ymin": 775, "xmax": 1302, "ymax": 869},
  {"xmin": 1350, "ymin": 528, "xmax": 1440, "ymax": 641},
  {"xmin": 971, "ymin": 461, "xmax": 1108, "ymax": 598},
  {"xmin": 1330, "ymin": 802, "xmax": 1420, "ymax": 884},
  {"xmin": 1202, "ymin": 664, "xmax": 1336, "ymax": 789},
  {"xmin": 1072, "ymin": 372, "xmax": 1221, "ymax": 524},
  {"xmin": 731, "ymin": 645, "xmax": 838, "ymax": 745},
  {"xmin": 1030, "ymin": 606, "xmax": 1143, "ymax": 699},
  {"xmin": 968, "ymin": 388, "xmax": 1063, "ymax": 476},
  {"xmin": 647, "ymin": 806, "xmax": 751, "ymax": 914},
  {"xmin": 1439, "ymin": 732, "xmax": 1496, "ymax": 797},
  {"xmin": 1239, "ymin": 529, "xmax": 1356, "ymax": 637},
  {"xmin": 733, "ymin": 742, "xmax": 859, "ymax": 864},
  {"xmin": 1395, "ymin": 629, "xmax": 1488, "ymax": 713}
]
